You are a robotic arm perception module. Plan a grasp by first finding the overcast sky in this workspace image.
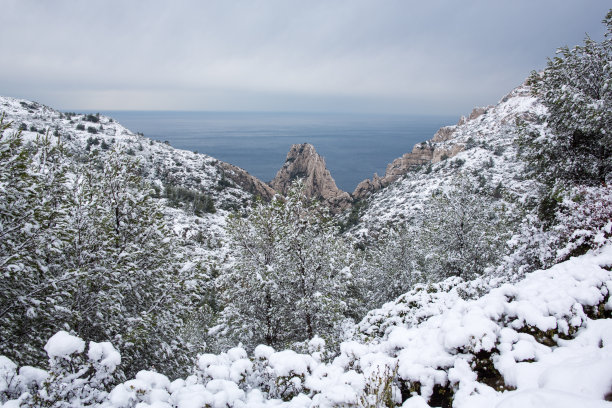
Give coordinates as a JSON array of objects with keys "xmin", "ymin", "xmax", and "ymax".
[{"xmin": 0, "ymin": 1, "xmax": 609, "ymax": 115}]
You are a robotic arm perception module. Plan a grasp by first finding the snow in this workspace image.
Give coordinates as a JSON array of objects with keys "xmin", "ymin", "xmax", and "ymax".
[
  {"xmin": 2, "ymin": 246, "xmax": 611, "ymax": 408},
  {"xmin": 17, "ymin": 366, "xmax": 48, "ymax": 388},
  {"xmin": 355, "ymin": 83, "xmax": 545, "ymax": 234},
  {"xmin": 43, "ymin": 330, "xmax": 85, "ymax": 358},
  {"xmin": 97, "ymin": 245, "xmax": 612, "ymax": 407},
  {"xmin": 136, "ymin": 371, "xmax": 171, "ymax": 391},
  {"xmin": 268, "ymin": 350, "xmax": 311, "ymax": 377},
  {"xmin": 2, "ymin": 86, "xmax": 612, "ymax": 407},
  {"xmin": 88, "ymin": 341, "xmax": 121, "ymax": 372}
]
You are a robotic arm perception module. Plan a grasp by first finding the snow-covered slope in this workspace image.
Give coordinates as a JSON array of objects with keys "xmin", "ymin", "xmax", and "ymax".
[
  {"xmin": 2, "ymin": 245, "xmax": 610, "ymax": 407},
  {"xmin": 0, "ymin": 96, "xmax": 275, "ymax": 262},
  {"xmin": 353, "ymin": 83, "xmax": 546, "ymax": 233}
]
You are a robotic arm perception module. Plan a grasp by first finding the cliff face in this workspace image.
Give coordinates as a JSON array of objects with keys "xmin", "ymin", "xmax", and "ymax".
[
  {"xmin": 217, "ymin": 162, "xmax": 276, "ymax": 201},
  {"xmin": 270, "ymin": 143, "xmax": 352, "ymax": 211},
  {"xmin": 351, "ymin": 105, "xmax": 493, "ymax": 200}
]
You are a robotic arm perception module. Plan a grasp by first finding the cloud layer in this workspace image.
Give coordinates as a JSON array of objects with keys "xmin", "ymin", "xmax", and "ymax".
[{"xmin": 1, "ymin": 0, "xmax": 609, "ymax": 114}]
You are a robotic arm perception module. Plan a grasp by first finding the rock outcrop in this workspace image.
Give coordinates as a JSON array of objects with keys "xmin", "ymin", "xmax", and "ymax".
[
  {"xmin": 218, "ymin": 162, "xmax": 276, "ymax": 201},
  {"xmin": 270, "ymin": 143, "xmax": 352, "ymax": 211},
  {"xmin": 352, "ymin": 142, "xmax": 440, "ymax": 199},
  {"xmin": 351, "ymin": 108, "xmax": 496, "ymax": 200}
]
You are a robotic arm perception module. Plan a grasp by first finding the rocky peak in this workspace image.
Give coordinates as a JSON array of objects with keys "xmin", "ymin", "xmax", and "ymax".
[{"xmin": 270, "ymin": 143, "xmax": 352, "ymax": 211}]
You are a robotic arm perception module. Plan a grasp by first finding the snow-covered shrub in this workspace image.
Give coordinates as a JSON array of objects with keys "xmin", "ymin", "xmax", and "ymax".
[
  {"xmin": 0, "ymin": 331, "xmax": 120, "ymax": 407},
  {"xmin": 356, "ymin": 276, "xmax": 497, "ymax": 342},
  {"xmin": 0, "ymin": 356, "xmax": 24, "ymax": 403},
  {"xmin": 30, "ymin": 331, "xmax": 120, "ymax": 407},
  {"xmin": 554, "ymin": 185, "xmax": 612, "ymax": 261},
  {"xmin": 358, "ymin": 364, "xmax": 401, "ymax": 408},
  {"xmin": 220, "ymin": 181, "xmax": 355, "ymax": 351},
  {"xmin": 107, "ymin": 370, "xmax": 172, "ymax": 408},
  {"xmin": 503, "ymin": 185, "xmax": 612, "ymax": 280},
  {"xmin": 416, "ymin": 179, "xmax": 511, "ymax": 281}
]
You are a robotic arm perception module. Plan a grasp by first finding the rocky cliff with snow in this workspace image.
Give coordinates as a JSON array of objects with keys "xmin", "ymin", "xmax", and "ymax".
[
  {"xmin": 352, "ymin": 97, "xmax": 521, "ymax": 201},
  {"xmin": 347, "ymin": 82, "xmax": 545, "ymax": 232}
]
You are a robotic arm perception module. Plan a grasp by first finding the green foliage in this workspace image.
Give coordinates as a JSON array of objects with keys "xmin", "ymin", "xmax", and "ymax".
[
  {"xmin": 164, "ymin": 184, "xmax": 216, "ymax": 215},
  {"xmin": 0, "ymin": 119, "xmax": 205, "ymax": 379},
  {"xmin": 361, "ymin": 226, "xmax": 424, "ymax": 309},
  {"xmin": 522, "ymin": 11, "xmax": 611, "ymax": 186},
  {"xmin": 339, "ymin": 199, "xmax": 366, "ymax": 232},
  {"xmin": 220, "ymin": 182, "xmax": 354, "ymax": 350},
  {"xmin": 76, "ymin": 123, "xmax": 85, "ymax": 131},
  {"xmin": 84, "ymin": 113, "xmax": 100, "ymax": 123},
  {"xmin": 359, "ymin": 364, "xmax": 400, "ymax": 408},
  {"xmin": 215, "ymin": 175, "xmax": 234, "ymax": 191},
  {"xmin": 418, "ymin": 179, "xmax": 510, "ymax": 280}
]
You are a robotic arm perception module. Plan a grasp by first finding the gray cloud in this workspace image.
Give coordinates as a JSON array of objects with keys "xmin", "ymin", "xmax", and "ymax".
[{"xmin": 0, "ymin": 0, "xmax": 609, "ymax": 115}]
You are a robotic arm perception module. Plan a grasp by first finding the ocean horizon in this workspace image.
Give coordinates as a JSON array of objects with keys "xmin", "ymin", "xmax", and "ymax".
[{"xmin": 98, "ymin": 111, "xmax": 457, "ymax": 192}]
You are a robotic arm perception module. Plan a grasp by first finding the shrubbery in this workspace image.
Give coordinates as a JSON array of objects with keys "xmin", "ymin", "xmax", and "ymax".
[{"xmin": 0, "ymin": 120, "xmax": 205, "ymax": 379}]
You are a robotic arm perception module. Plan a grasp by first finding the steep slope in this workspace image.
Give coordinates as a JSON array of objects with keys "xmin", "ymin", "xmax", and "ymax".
[
  {"xmin": 0, "ymin": 96, "xmax": 276, "ymax": 260},
  {"xmin": 270, "ymin": 143, "xmax": 352, "ymax": 211},
  {"xmin": 351, "ymin": 82, "xmax": 546, "ymax": 231},
  {"xmin": 0, "ymin": 97, "xmax": 274, "ymax": 205}
]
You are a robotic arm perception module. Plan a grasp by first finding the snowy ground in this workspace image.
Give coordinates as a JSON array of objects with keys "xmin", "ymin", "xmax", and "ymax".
[{"xmin": 2, "ymin": 245, "xmax": 610, "ymax": 407}]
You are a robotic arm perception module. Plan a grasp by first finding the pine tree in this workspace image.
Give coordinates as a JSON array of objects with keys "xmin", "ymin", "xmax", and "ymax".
[
  {"xmin": 523, "ymin": 10, "xmax": 611, "ymax": 186},
  {"xmin": 0, "ymin": 120, "xmax": 75, "ymax": 366},
  {"xmin": 0, "ymin": 121, "xmax": 203, "ymax": 378},
  {"xmin": 220, "ymin": 182, "xmax": 353, "ymax": 350},
  {"xmin": 417, "ymin": 180, "xmax": 509, "ymax": 280},
  {"xmin": 363, "ymin": 226, "xmax": 424, "ymax": 309}
]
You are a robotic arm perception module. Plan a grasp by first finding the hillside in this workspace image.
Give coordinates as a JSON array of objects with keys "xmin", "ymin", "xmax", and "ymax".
[
  {"xmin": 0, "ymin": 96, "xmax": 276, "ymax": 261},
  {"xmin": 2, "ymin": 245, "xmax": 610, "ymax": 407},
  {"xmin": 1, "ymin": 15, "xmax": 611, "ymax": 405},
  {"xmin": 348, "ymin": 82, "xmax": 545, "ymax": 233},
  {"xmin": 1, "ymin": 76, "xmax": 611, "ymax": 406}
]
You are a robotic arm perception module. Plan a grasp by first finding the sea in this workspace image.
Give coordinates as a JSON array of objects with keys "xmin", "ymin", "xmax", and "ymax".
[{"xmin": 100, "ymin": 111, "xmax": 456, "ymax": 192}]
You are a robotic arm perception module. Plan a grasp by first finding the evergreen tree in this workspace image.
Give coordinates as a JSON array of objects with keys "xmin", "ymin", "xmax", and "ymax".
[
  {"xmin": 362, "ymin": 226, "xmax": 424, "ymax": 309},
  {"xmin": 220, "ymin": 182, "xmax": 353, "ymax": 350},
  {"xmin": 417, "ymin": 180, "xmax": 509, "ymax": 280},
  {"xmin": 0, "ymin": 120, "xmax": 74, "ymax": 365},
  {"xmin": 522, "ymin": 10, "xmax": 611, "ymax": 186},
  {"xmin": 0, "ymin": 119, "xmax": 204, "ymax": 379}
]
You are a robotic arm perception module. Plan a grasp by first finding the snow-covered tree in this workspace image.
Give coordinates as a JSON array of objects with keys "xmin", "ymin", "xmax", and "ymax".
[
  {"xmin": 0, "ymin": 121, "xmax": 74, "ymax": 366},
  {"xmin": 220, "ymin": 182, "xmax": 354, "ymax": 350},
  {"xmin": 523, "ymin": 10, "xmax": 611, "ymax": 186},
  {"xmin": 0, "ymin": 120, "xmax": 204, "ymax": 378},
  {"xmin": 361, "ymin": 226, "xmax": 424, "ymax": 309},
  {"xmin": 417, "ymin": 180, "xmax": 510, "ymax": 280},
  {"xmin": 62, "ymin": 149, "xmax": 201, "ymax": 378}
]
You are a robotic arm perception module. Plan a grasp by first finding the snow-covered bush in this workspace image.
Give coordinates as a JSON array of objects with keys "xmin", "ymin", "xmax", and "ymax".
[
  {"xmin": 1, "ymin": 246, "xmax": 611, "ymax": 407},
  {"xmin": 0, "ymin": 331, "xmax": 120, "ymax": 407},
  {"xmin": 219, "ymin": 181, "xmax": 355, "ymax": 351},
  {"xmin": 554, "ymin": 185, "xmax": 612, "ymax": 261},
  {"xmin": 416, "ymin": 180, "xmax": 511, "ymax": 280},
  {"xmin": 502, "ymin": 185, "xmax": 612, "ymax": 280}
]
